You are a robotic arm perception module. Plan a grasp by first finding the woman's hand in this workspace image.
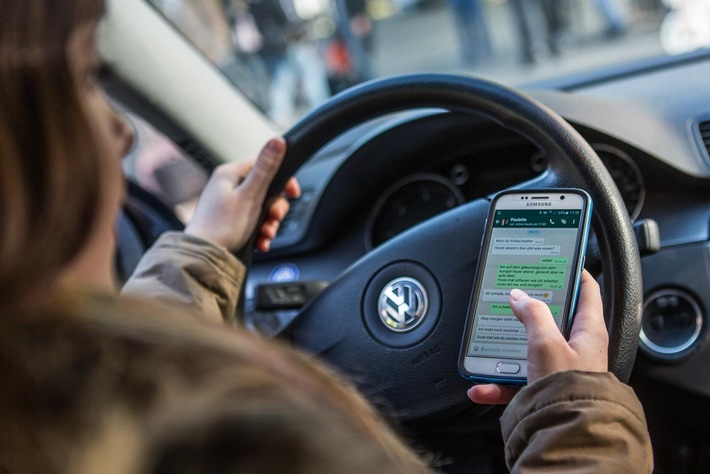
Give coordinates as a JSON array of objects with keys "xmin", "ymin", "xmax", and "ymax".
[
  {"xmin": 185, "ymin": 137, "xmax": 300, "ymax": 253},
  {"xmin": 468, "ymin": 270, "xmax": 609, "ymax": 405}
]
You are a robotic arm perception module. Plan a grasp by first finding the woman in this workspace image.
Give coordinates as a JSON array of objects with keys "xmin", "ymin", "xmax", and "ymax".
[
  {"xmin": 0, "ymin": 0, "xmax": 298, "ymax": 322},
  {"xmin": 0, "ymin": 0, "xmax": 652, "ymax": 472}
]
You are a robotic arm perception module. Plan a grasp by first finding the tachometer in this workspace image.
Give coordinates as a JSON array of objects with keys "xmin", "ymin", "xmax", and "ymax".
[
  {"xmin": 592, "ymin": 144, "xmax": 645, "ymax": 221},
  {"xmin": 530, "ymin": 144, "xmax": 645, "ymax": 221},
  {"xmin": 367, "ymin": 173, "xmax": 465, "ymax": 249}
]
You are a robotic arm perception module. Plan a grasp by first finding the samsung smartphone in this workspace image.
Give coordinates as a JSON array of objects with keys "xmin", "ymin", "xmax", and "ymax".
[{"xmin": 459, "ymin": 189, "xmax": 593, "ymax": 385}]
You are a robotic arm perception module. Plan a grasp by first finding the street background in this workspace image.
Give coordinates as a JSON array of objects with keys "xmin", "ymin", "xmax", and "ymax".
[
  {"xmin": 370, "ymin": 0, "xmax": 665, "ymax": 86},
  {"xmin": 149, "ymin": 0, "xmax": 709, "ymax": 124}
]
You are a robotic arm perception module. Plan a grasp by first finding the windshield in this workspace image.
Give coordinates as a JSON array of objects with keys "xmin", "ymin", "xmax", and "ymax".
[
  {"xmin": 122, "ymin": 111, "xmax": 208, "ymax": 223},
  {"xmin": 146, "ymin": 0, "xmax": 709, "ymax": 127}
]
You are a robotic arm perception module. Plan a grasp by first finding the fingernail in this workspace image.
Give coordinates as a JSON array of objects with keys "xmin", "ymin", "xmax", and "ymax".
[
  {"xmin": 267, "ymin": 138, "xmax": 284, "ymax": 155},
  {"xmin": 510, "ymin": 289, "xmax": 527, "ymax": 302}
]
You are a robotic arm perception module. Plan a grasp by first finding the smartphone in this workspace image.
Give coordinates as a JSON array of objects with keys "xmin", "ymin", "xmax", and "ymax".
[{"xmin": 459, "ymin": 189, "xmax": 593, "ymax": 385}]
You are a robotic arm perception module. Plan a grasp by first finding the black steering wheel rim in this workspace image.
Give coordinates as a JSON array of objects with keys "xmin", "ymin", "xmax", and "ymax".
[{"xmin": 259, "ymin": 74, "xmax": 642, "ymax": 426}]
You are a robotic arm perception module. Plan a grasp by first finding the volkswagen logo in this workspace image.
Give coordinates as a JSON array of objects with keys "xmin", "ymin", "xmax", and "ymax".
[{"xmin": 378, "ymin": 277, "xmax": 429, "ymax": 333}]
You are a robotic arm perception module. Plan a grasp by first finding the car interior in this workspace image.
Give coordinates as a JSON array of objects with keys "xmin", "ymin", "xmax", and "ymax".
[{"xmin": 102, "ymin": 0, "xmax": 710, "ymax": 472}]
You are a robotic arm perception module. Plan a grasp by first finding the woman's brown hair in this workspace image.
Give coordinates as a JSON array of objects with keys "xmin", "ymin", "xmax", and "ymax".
[
  {"xmin": 0, "ymin": 295, "xmax": 433, "ymax": 473},
  {"xmin": 0, "ymin": 0, "xmax": 106, "ymax": 310}
]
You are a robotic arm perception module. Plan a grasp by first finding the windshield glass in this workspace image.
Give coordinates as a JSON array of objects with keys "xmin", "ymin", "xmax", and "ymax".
[
  {"xmin": 122, "ymin": 111, "xmax": 208, "ymax": 223},
  {"xmin": 146, "ymin": 0, "xmax": 709, "ymax": 126}
]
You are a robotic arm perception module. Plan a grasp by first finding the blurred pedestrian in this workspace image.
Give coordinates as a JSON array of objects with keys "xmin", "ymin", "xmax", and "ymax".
[
  {"xmin": 510, "ymin": 0, "xmax": 535, "ymax": 64},
  {"xmin": 271, "ymin": 26, "xmax": 330, "ymax": 125},
  {"xmin": 540, "ymin": 0, "xmax": 570, "ymax": 56},
  {"xmin": 247, "ymin": 0, "xmax": 329, "ymax": 125},
  {"xmin": 325, "ymin": 30, "xmax": 356, "ymax": 93},
  {"xmin": 247, "ymin": 0, "xmax": 290, "ymax": 86},
  {"xmin": 226, "ymin": 0, "xmax": 271, "ymax": 108},
  {"xmin": 333, "ymin": 0, "xmax": 374, "ymax": 84},
  {"xmin": 448, "ymin": 0, "xmax": 493, "ymax": 66},
  {"xmin": 510, "ymin": 0, "xmax": 570, "ymax": 64},
  {"xmin": 594, "ymin": 0, "xmax": 628, "ymax": 38}
]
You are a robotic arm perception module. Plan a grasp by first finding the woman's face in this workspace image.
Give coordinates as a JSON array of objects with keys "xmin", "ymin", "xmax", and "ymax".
[{"xmin": 60, "ymin": 23, "xmax": 134, "ymax": 291}]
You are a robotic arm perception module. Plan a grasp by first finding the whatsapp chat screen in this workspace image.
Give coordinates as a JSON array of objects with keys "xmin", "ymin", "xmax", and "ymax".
[{"xmin": 467, "ymin": 209, "xmax": 583, "ymax": 360}]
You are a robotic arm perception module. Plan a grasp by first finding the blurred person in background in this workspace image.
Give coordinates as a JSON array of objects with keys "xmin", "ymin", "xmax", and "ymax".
[
  {"xmin": 333, "ymin": 0, "xmax": 374, "ymax": 84},
  {"xmin": 246, "ymin": 0, "xmax": 329, "ymax": 125},
  {"xmin": 227, "ymin": 0, "xmax": 272, "ymax": 108},
  {"xmin": 595, "ymin": 0, "xmax": 628, "ymax": 38},
  {"xmin": 509, "ymin": 0, "xmax": 571, "ymax": 64},
  {"xmin": 540, "ymin": 0, "xmax": 570, "ymax": 56},
  {"xmin": 447, "ymin": 0, "xmax": 493, "ymax": 66}
]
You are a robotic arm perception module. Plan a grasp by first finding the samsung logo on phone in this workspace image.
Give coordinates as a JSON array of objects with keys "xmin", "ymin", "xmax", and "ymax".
[{"xmin": 526, "ymin": 202, "xmax": 552, "ymax": 207}]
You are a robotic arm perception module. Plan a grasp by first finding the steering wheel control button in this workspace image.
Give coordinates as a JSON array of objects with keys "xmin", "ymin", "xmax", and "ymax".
[
  {"xmin": 640, "ymin": 289, "xmax": 704, "ymax": 360},
  {"xmin": 378, "ymin": 277, "xmax": 429, "ymax": 333},
  {"xmin": 255, "ymin": 281, "xmax": 328, "ymax": 311},
  {"xmin": 363, "ymin": 262, "xmax": 441, "ymax": 348},
  {"xmin": 496, "ymin": 362, "xmax": 521, "ymax": 374}
]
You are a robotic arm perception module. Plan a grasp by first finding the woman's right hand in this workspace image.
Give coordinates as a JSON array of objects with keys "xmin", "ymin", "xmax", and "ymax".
[
  {"xmin": 185, "ymin": 137, "xmax": 300, "ymax": 253},
  {"xmin": 468, "ymin": 270, "xmax": 609, "ymax": 405}
]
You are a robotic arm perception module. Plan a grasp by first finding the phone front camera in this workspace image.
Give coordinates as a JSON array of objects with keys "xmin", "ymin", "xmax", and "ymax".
[{"xmin": 560, "ymin": 195, "xmax": 566, "ymax": 200}]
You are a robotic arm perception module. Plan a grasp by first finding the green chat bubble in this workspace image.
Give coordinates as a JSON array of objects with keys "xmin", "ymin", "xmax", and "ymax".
[
  {"xmin": 490, "ymin": 303, "xmax": 514, "ymax": 315},
  {"xmin": 495, "ymin": 264, "xmax": 567, "ymax": 290},
  {"xmin": 490, "ymin": 303, "xmax": 561, "ymax": 317},
  {"xmin": 540, "ymin": 257, "xmax": 569, "ymax": 265}
]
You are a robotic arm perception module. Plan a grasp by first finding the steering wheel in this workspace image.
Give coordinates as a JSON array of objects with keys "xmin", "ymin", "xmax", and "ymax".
[{"xmin": 259, "ymin": 74, "xmax": 642, "ymax": 427}]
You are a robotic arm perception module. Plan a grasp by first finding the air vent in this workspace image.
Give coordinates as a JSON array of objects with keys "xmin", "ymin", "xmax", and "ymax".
[
  {"xmin": 696, "ymin": 120, "xmax": 710, "ymax": 165},
  {"xmin": 640, "ymin": 289, "xmax": 703, "ymax": 360}
]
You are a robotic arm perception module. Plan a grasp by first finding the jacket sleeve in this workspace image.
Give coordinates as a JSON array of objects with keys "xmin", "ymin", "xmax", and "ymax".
[
  {"xmin": 501, "ymin": 371, "xmax": 653, "ymax": 474},
  {"xmin": 121, "ymin": 232, "xmax": 246, "ymax": 325}
]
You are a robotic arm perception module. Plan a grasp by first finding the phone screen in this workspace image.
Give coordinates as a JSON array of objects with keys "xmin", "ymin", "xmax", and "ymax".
[{"xmin": 465, "ymin": 194, "xmax": 588, "ymax": 365}]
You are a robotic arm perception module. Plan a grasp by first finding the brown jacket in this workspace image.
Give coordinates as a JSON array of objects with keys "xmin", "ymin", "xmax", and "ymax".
[
  {"xmin": 122, "ymin": 231, "xmax": 653, "ymax": 473},
  {"xmin": 502, "ymin": 370, "xmax": 653, "ymax": 473},
  {"xmin": 122, "ymin": 232, "xmax": 245, "ymax": 324}
]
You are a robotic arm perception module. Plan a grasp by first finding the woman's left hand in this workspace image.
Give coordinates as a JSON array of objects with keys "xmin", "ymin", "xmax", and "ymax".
[{"xmin": 185, "ymin": 137, "xmax": 300, "ymax": 253}]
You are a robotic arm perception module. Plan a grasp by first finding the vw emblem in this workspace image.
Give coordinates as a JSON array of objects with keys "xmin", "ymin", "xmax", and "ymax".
[{"xmin": 378, "ymin": 277, "xmax": 429, "ymax": 333}]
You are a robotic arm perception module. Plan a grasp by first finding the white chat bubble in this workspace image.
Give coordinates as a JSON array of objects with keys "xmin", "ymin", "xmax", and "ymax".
[
  {"xmin": 476, "ymin": 326, "xmax": 527, "ymax": 335},
  {"xmin": 493, "ymin": 237, "xmax": 544, "ymax": 245},
  {"xmin": 491, "ymin": 245, "xmax": 561, "ymax": 256},
  {"xmin": 477, "ymin": 314, "xmax": 525, "ymax": 328},
  {"xmin": 481, "ymin": 289, "xmax": 554, "ymax": 303}
]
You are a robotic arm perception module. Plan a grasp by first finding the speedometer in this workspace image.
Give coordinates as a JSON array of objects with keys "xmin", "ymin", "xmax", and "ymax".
[{"xmin": 367, "ymin": 173, "xmax": 465, "ymax": 249}]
